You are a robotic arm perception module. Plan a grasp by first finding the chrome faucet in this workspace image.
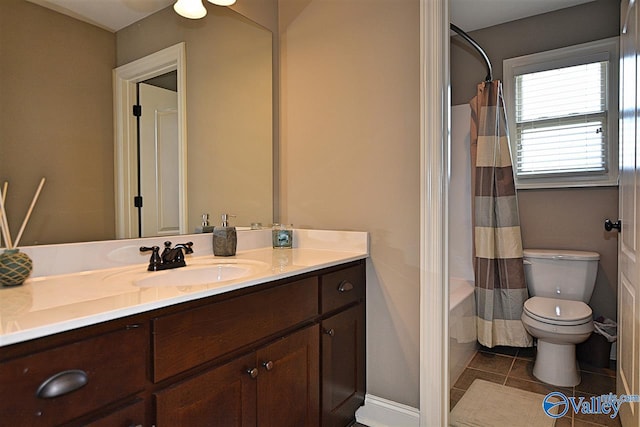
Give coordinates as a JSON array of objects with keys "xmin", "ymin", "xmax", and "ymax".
[{"xmin": 140, "ymin": 241, "xmax": 193, "ymax": 271}]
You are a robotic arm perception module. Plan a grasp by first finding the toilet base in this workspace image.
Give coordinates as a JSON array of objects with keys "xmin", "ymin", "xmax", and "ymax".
[{"xmin": 533, "ymin": 339, "xmax": 581, "ymax": 387}]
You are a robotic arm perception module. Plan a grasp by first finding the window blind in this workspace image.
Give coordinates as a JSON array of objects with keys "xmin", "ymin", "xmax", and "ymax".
[{"xmin": 514, "ymin": 61, "xmax": 608, "ymax": 177}]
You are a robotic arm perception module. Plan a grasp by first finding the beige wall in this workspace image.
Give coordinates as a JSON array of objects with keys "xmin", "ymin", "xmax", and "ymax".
[
  {"xmin": 279, "ymin": 0, "xmax": 421, "ymax": 407},
  {"xmin": 451, "ymin": 0, "xmax": 620, "ymax": 320},
  {"xmin": 117, "ymin": 6, "xmax": 273, "ymax": 230},
  {"xmin": 231, "ymin": 0, "xmax": 278, "ymax": 33},
  {"xmin": 519, "ymin": 188, "xmax": 619, "ymax": 320},
  {"xmin": 0, "ymin": 0, "xmax": 116, "ymax": 245}
]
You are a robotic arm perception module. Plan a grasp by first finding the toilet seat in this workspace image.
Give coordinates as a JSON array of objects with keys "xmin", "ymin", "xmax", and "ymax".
[{"xmin": 523, "ymin": 296, "xmax": 592, "ymax": 326}]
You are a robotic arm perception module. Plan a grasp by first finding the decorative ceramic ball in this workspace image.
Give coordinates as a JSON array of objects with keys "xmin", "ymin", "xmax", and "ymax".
[{"xmin": 0, "ymin": 249, "xmax": 33, "ymax": 287}]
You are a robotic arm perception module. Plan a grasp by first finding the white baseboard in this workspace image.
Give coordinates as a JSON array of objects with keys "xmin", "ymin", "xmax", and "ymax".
[{"xmin": 355, "ymin": 394, "xmax": 420, "ymax": 427}]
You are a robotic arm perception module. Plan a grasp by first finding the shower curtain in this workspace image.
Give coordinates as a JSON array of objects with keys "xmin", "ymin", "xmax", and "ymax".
[{"xmin": 469, "ymin": 80, "xmax": 532, "ymax": 348}]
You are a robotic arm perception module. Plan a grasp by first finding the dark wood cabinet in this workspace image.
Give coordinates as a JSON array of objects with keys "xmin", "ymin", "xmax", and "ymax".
[
  {"xmin": 152, "ymin": 277, "xmax": 318, "ymax": 382},
  {"xmin": 155, "ymin": 353, "xmax": 257, "ymax": 427},
  {"xmin": 0, "ymin": 324, "xmax": 147, "ymax": 427},
  {"xmin": 321, "ymin": 305, "xmax": 365, "ymax": 427},
  {"xmin": 319, "ymin": 263, "xmax": 366, "ymax": 427},
  {"xmin": 83, "ymin": 399, "xmax": 146, "ymax": 427},
  {"xmin": 0, "ymin": 260, "xmax": 365, "ymax": 427},
  {"xmin": 257, "ymin": 325, "xmax": 319, "ymax": 427},
  {"xmin": 320, "ymin": 264, "xmax": 365, "ymax": 314},
  {"xmin": 154, "ymin": 325, "xmax": 319, "ymax": 427}
]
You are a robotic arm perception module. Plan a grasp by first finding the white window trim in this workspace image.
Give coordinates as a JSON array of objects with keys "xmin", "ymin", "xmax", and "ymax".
[{"xmin": 503, "ymin": 37, "xmax": 619, "ymax": 189}]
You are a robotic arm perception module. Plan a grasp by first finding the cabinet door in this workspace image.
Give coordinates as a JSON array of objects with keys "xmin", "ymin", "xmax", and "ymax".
[
  {"xmin": 82, "ymin": 399, "xmax": 145, "ymax": 427},
  {"xmin": 257, "ymin": 325, "xmax": 319, "ymax": 427},
  {"xmin": 321, "ymin": 304, "xmax": 365, "ymax": 427},
  {"xmin": 154, "ymin": 353, "xmax": 257, "ymax": 427}
]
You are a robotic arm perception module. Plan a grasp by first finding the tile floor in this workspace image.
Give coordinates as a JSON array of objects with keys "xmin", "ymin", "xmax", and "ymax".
[{"xmin": 451, "ymin": 346, "xmax": 620, "ymax": 427}]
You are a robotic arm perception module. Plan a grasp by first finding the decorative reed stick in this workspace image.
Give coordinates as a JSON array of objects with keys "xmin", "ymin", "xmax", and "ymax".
[
  {"xmin": 13, "ymin": 177, "xmax": 46, "ymax": 248},
  {"xmin": 0, "ymin": 182, "xmax": 13, "ymax": 249}
]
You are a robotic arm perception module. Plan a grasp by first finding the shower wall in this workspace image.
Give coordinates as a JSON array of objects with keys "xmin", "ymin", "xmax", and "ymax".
[
  {"xmin": 449, "ymin": 104, "xmax": 477, "ymax": 384},
  {"xmin": 449, "ymin": 104, "xmax": 474, "ymax": 282}
]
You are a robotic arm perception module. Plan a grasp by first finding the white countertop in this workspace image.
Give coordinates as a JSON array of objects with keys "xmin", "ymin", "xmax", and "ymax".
[{"xmin": 0, "ymin": 229, "xmax": 368, "ymax": 347}]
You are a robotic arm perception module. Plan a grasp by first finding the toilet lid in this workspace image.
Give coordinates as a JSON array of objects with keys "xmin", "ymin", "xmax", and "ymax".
[
  {"xmin": 523, "ymin": 296, "xmax": 592, "ymax": 325},
  {"xmin": 523, "ymin": 249, "xmax": 600, "ymax": 261}
]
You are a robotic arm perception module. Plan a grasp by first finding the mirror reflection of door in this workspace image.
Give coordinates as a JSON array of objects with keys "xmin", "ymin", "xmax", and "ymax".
[{"xmin": 138, "ymin": 72, "xmax": 179, "ymax": 238}]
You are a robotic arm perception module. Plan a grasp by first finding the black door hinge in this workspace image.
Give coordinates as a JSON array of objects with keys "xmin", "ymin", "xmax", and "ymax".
[
  {"xmin": 134, "ymin": 196, "xmax": 143, "ymax": 208},
  {"xmin": 133, "ymin": 105, "xmax": 142, "ymax": 117}
]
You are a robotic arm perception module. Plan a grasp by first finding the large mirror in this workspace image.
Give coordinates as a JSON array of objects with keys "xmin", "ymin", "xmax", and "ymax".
[{"xmin": 0, "ymin": 0, "xmax": 273, "ymax": 246}]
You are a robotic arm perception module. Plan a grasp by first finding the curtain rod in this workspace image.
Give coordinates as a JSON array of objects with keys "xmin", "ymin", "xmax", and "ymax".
[{"xmin": 450, "ymin": 23, "xmax": 493, "ymax": 82}]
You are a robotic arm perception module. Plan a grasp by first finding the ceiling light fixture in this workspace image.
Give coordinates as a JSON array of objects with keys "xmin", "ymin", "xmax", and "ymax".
[{"xmin": 173, "ymin": 0, "xmax": 237, "ymax": 19}]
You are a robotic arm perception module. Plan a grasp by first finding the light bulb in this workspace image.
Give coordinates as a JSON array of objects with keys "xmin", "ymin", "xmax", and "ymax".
[
  {"xmin": 174, "ymin": 0, "xmax": 207, "ymax": 19},
  {"xmin": 207, "ymin": 0, "xmax": 236, "ymax": 6}
]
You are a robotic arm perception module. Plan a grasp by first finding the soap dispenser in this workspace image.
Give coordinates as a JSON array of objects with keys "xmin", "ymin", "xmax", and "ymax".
[
  {"xmin": 213, "ymin": 214, "xmax": 237, "ymax": 256},
  {"xmin": 195, "ymin": 213, "xmax": 214, "ymax": 233}
]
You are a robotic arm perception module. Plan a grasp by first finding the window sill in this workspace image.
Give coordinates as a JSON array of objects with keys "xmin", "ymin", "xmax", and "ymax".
[{"xmin": 515, "ymin": 177, "xmax": 619, "ymax": 190}]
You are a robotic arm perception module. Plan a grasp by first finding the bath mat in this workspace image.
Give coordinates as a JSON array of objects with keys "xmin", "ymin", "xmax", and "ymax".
[{"xmin": 450, "ymin": 379, "xmax": 557, "ymax": 427}]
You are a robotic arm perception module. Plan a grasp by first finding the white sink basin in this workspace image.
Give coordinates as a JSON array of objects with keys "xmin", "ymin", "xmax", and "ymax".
[
  {"xmin": 135, "ymin": 264, "xmax": 250, "ymax": 288},
  {"xmin": 105, "ymin": 258, "xmax": 269, "ymax": 288}
]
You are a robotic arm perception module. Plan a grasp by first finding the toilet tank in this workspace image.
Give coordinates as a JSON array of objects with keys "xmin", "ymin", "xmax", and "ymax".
[{"xmin": 523, "ymin": 249, "xmax": 600, "ymax": 302}]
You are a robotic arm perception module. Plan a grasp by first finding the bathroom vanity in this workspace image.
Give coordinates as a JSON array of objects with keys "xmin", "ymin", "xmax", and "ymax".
[{"xmin": 0, "ymin": 230, "xmax": 367, "ymax": 427}]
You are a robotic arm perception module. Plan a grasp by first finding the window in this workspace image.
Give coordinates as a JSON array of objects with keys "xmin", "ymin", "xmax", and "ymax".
[{"xmin": 503, "ymin": 38, "xmax": 619, "ymax": 189}]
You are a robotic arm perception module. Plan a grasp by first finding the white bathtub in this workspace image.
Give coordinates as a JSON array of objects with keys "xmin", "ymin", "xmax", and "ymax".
[{"xmin": 449, "ymin": 277, "xmax": 477, "ymax": 386}]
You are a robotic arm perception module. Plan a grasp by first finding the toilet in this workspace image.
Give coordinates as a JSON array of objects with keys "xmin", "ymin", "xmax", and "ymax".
[{"xmin": 520, "ymin": 249, "xmax": 599, "ymax": 387}]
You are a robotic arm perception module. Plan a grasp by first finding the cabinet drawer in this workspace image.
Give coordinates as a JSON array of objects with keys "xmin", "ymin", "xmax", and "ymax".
[
  {"xmin": 0, "ymin": 326, "xmax": 146, "ymax": 426},
  {"xmin": 153, "ymin": 277, "xmax": 318, "ymax": 382},
  {"xmin": 320, "ymin": 263, "xmax": 365, "ymax": 314}
]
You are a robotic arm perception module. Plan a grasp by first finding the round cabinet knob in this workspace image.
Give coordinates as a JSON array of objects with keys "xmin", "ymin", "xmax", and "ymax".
[
  {"xmin": 247, "ymin": 368, "xmax": 259, "ymax": 379},
  {"xmin": 262, "ymin": 360, "xmax": 274, "ymax": 371},
  {"xmin": 324, "ymin": 328, "xmax": 335, "ymax": 337}
]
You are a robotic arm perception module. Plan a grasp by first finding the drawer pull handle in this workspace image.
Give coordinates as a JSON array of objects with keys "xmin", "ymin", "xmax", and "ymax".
[
  {"xmin": 36, "ymin": 369, "xmax": 88, "ymax": 399},
  {"xmin": 337, "ymin": 281, "xmax": 353, "ymax": 292},
  {"xmin": 247, "ymin": 367, "xmax": 259, "ymax": 379},
  {"xmin": 324, "ymin": 328, "xmax": 335, "ymax": 337},
  {"xmin": 262, "ymin": 360, "xmax": 274, "ymax": 371}
]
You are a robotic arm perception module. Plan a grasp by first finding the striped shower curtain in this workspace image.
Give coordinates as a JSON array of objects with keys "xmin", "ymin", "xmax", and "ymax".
[{"xmin": 469, "ymin": 80, "xmax": 533, "ymax": 348}]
